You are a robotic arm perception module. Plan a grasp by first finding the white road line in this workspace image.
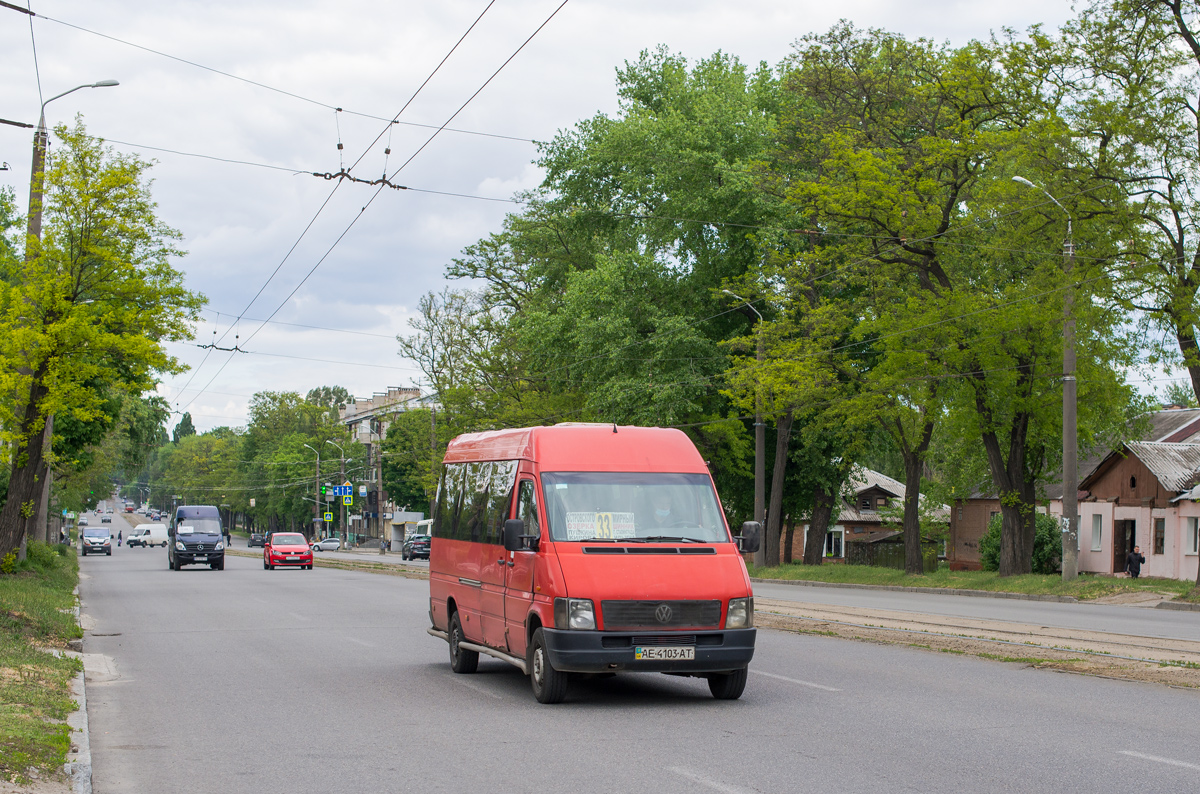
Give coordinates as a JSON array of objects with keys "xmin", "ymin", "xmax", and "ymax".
[
  {"xmin": 1119, "ymin": 751, "xmax": 1200, "ymax": 771},
  {"xmin": 751, "ymin": 670, "xmax": 841, "ymax": 691},
  {"xmin": 450, "ymin": 677, "xmax": 503, "ymax": 700},
  {"xmin": 345, "ymin": 637, "xmax": 374, "ymax": 648},
  {"xmin": 669, "ymin": 767, "xmax": 757, "ymax": 794}
]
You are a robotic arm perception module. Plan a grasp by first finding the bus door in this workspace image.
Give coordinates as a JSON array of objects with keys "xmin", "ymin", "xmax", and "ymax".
[{"xmin": 503, "ymin": 478, "xmax": 540, "ymax": 658}]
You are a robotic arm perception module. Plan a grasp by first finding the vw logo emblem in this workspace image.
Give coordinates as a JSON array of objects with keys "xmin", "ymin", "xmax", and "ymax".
[{"xmin": 655, "ymin": 603, "xmax": 673, "ymax": 624}]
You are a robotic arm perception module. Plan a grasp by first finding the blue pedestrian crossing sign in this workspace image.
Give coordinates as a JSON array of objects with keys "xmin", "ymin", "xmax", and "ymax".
[
  {"xmin": 323, "ymin": 512, "xmax": 333, "ymax": 522},
  {"xmin": 342, "ymin": 495, "xmax": 353, "ymax": 506}
]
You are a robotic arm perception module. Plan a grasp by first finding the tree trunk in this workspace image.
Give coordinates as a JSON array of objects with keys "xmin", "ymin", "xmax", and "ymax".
[
  {"xmin": 803, "ymin": 485, "xmax": 836, "ymax": 565},
  {"xmin": 0, "ymin": 372, "xmax": 51, "ymax": 558},
  {"xmin": 783, "ymin": 515, "xmax": 795, "ymax": 564},
  {"xmin": 1176, "ymin": 327, "xmax": 1200, "ymax": 407},
  {"xmin": 764, "ymin": 410, "xmax": 794, "ymax": 568},
  {"xmin": 901, "ymin": 417, "xmax": 936, "ymax": 575}
]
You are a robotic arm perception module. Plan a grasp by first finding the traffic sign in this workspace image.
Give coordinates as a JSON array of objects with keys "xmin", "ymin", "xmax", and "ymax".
[
  {"xmin": 324, "ymin": 512, "xmax": 333, "ymax": 522},
  {"xmin": 330, "ymin": 485, "xmax": 354, "ymax": 496},
  {"xmin": 358, "ymin": 485, "xmax": 367, "ymax": 496},
  {"xmin": 343, "ymin": 495, "xmax": 353, "ymax": 506}
]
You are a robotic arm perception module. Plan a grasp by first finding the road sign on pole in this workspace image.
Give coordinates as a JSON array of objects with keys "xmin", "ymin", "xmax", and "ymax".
[
  {"xmin": 324, "ymin": 512, "xmax": 333, "ymax": 522},
  {"xmin": 343, "ymin": 495, "xmax": 353, "ymax": 506}
]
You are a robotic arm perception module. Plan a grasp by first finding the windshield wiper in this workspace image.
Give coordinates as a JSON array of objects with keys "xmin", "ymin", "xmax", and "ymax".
[{"xmin": 641, "ymin": 535, "xmax": 706, "ymax": 543}]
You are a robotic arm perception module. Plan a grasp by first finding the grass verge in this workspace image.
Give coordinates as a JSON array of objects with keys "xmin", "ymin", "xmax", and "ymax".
[
  {"xmin": 0, "ymin": 542, "xmax": 83, "ymax": 785},
  {"xmin": 747, "ymin": 562, "xmax": 1196, "ymax": 601}
]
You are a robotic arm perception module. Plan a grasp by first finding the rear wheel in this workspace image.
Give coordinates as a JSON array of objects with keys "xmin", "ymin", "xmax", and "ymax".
[
  {"xmin": 448, "ymin": 612, "xmax": 478, "ymax": 674},
  {"xmin": 529, "ymin": 628, "xmax": 568, "ymax": 704},
  {"xmin": 707, "ymin": 668, "xmax": 748, "ymax": 700}
]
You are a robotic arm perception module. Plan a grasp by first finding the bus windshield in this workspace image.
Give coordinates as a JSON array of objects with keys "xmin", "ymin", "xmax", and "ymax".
[{"xmin": 540, "ymin": 472, "xmax": 729, "ymax": 543}]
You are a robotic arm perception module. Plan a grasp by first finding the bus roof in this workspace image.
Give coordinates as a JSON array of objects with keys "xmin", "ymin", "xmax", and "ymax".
[{"xmin": 442, "ymin": 424, "xmax": 708, "ymax": 473}]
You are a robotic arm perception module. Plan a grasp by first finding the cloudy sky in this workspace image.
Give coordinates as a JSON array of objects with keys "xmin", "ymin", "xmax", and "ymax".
[{"xmin": 0, "ymin": 0, "xmax": 1080, "ymax": 432}]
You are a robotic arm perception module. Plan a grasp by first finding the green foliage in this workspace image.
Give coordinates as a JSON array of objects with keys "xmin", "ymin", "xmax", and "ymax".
[
  {"xmin": 381, "ymin": 409, "xmax": 436, "ymax": 512},
  {"xmin": 0, "ymin": 552, "xmax": 14, "ymax": 574},
  {"xmin": 979, "ymin": 512, "xmax": 1061, "ymax": 574},
  {"xmin": 172, "ymin": 412, "xmax": 196, "ymax": 444},
  {"xmin": 1159, "ymin": 380, "xmax": 1198, "ymax": 409}
]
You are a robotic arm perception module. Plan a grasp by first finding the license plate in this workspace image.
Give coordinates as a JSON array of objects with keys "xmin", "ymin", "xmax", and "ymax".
[
  {"xmin": 286, "ymin": 556, "xmax": 298, "ymax": 560},
  {"xmin": 194, "ymin": 555, "xmax": 207, "ymax": 561},
  {"xmin": 635, "ymin": 646, "xmax": 694, "ymax": 660}
]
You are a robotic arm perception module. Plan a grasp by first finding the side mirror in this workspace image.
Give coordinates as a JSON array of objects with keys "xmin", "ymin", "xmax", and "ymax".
[
  {"xmin": 110, "ymin": 534, "xmax": 115, "ymax": 540},
  {"xmin": 736, "ymin": 521, "xmax": 761, "ymax": 554},
  {"xmin": 503, "ymin": 518, "xmax": 538, "ymax": 552}
]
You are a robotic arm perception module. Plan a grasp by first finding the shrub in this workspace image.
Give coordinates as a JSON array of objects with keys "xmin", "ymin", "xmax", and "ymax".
[
  {"xmin": 0, "ymin": 553, "xmax": 14, "ymax": 575},
  {"xmin": 979, "ymin": 512, "xmax": 1061, "ymax": 574}
]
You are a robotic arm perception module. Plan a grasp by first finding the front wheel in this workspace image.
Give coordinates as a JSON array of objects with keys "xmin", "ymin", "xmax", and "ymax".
[
  {"xmin": 529, "ymin": 628, "xmax": 568, "ymax": 704},
  {"xmin": 263, "ymin": 560, "xmax": 268, "ymax": 570},
  {"xmin": 707, "ymin": 668, "xmax": 748, "ymax": 700},
  {"xmin": 448, "ymin": 612, "xmax": 478, "ymax": 674}
]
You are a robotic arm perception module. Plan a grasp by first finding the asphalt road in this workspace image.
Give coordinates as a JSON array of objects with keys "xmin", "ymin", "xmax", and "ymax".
[{"xmin": 80, "ymin": 514, "xmax": 1200, "ymax": 793}]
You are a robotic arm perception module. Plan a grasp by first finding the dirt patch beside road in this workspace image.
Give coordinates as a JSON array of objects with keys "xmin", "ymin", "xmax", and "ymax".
[
  {"xmin": 225, "ymin": 549, "xmax": 430, "ymax": 580},
  {"xmin": 756, "ymin": 597, "xmax": 1200, "ymax": 689}
]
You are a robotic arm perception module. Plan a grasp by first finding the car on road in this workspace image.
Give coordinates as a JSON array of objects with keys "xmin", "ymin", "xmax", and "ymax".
[
  {"xmin": 80, "ymin": 528, "xmax": 112, "ymax": 556},
  {"xmin": 428, "ymin": 424, "xmax": 760, "ymax": 704},
  {"xmin": 78, "ymin": 516, "xmax": 89, "ymax": 526},
  {"xmin": 128, "ymin": 524, "xmax": 168, "ymax": 548},
  {"xmin": 101, "ymin": 515, "xmax": 112, "ymax": 524},
  {"xmin": 169, "ymin": 505, "xmax": 226, "ymax": 570},
  {"xmin": 248, "ymin": 533, "xmax": 265, "ymax": 548},
  {"xmin": 310, "ymin": 537, "xmax": 341, "ymax": 552},
  {"xmin": 401, "ymin": 535, "xmax": 430, "ymax": 561},
  {"xmin": 264, "ymin": 533, "xmax": 313, "ymax": 570}
]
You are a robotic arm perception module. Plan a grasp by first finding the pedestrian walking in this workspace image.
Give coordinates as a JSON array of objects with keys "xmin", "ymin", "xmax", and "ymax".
[
  {"xmin": 117, "ymin": 530, "xmax": 122, "ymax": 547},
  {"xmin": 1125, "ymin": 545, "xmax": 1146, "ymax": 579}
]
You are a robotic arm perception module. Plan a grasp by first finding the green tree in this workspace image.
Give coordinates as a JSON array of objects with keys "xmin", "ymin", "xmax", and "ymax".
[
  {"xmin": 172, "ymin": 412, "xmax": 196, "ymax": 444},
  {"xmin": 0, "ymin": 120, "xmax": 202, "ymax": 557},
  {"xmin": 381, "ymin": 409, "xmax": 437, "ymax": 514}
]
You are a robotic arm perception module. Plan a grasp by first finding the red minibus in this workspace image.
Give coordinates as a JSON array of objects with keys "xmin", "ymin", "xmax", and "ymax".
[{"xmin": 427, "ymin": 423, "xmax": 761, "ymax": 703}]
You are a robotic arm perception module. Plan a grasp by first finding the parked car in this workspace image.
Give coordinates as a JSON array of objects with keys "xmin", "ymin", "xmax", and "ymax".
[
  {"xmin": 310, "ymin": 537, "xmax": 342, "ymax": 552},
  {"xmin": 80, "ymin": 528, "xmax": 112, "ymax": 556},
  {"xmin": 401, "ymin": 535, "xmax": 430, "ymax": 561},
  {"xmin": 263, "ymin": 533, "xmax": 313, "ymax": 570},
  {"xmin": 248, "ymin": 533, "xmax": 266, "ymax": 548},
  {"xmin": 101, "ymin": 515, "xmax": 112, "ymax": 524}
]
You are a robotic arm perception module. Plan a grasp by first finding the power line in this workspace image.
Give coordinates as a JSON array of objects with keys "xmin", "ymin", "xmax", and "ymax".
[
  {"xmin": 171, "ymin": 0, "xmax": 503, "ymax": 410},
  {"xmin": 25, "ymin": 8, "xmax": 536, "ymax": 144},
  {"xmin": 178, "ymin": 0, "xmax": 572, "ymax": 414}
]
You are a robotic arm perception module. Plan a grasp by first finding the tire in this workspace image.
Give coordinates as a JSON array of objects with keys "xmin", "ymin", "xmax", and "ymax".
[
  {"xmin": 263, "ymin": 560, "xmax": 268, "ymax": 570},
  {"xmin": 707, "ymin": 668, "xmax": 748, "ymax": 700},
  {"xmin": 106, "ymin": 551, "xmax": 111, "ymax": 556},
  {"xmin": 529, "ymin": 627, "xmax": 568, "ymax": 704},
  {"xmin": 168, "ymin": 557, "xmax": 173, "ymax": 570},
  {"xmin": 401, "ymin": 552, "xmax": 408, "ymax": 560},
  {"xmin": 211, "ymin": 560, "xmax": 224, "ymax": 570},
  {"xmin": 448, "ymin": 612, "xmax": 478, "ymax": 674},
  {"xmin": 175, "ymin": 559, "xmax": 184, "ymax": 571}
]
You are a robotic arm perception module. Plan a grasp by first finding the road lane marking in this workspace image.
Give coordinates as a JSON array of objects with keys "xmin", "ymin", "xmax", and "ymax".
[
  {"xmin": 669, "ymin": 767, "xmax": 757, "ymax": 794},
  {"xmin": 449, "ymin": 677, "xmax": 503, "ymax": 700},
  {"xmin": 751, "ymin": 670, "xmax": 841, "ymax": 691},
  {"xmin": 345, "ymin": 637, "xmax": 374, "ymax": 647},
  {"xmin": 1119, "ymin": 751, "xmax": 1200, "ymax": 771}
]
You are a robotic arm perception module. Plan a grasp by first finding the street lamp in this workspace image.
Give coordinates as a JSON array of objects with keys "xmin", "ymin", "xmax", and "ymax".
[
  {"xmin": 302, "ymin": 443, "xmax": 321, "ymax": 538},
  {"xmin": 1013, "ymin": 175, "xmax": 1077, "ymax": 581},
  {"xmin": 26, "ymin": 80, "xmax": 119, "ymax": 257},
  {"xmin": 723, "ymin": 289, "xmax": 766, "ymax": 567},
  {"xmin": 326, "ymin": 440, "xmax": 348, "ymax": 542}
]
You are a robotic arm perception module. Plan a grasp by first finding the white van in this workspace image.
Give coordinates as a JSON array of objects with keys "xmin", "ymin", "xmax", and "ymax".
[{"xmin": 129, "ymin": 523, "xmax": 168, "ymax": 548}]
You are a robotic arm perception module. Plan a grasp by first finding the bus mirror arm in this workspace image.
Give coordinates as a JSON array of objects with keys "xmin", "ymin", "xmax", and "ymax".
[
  {"xmin": 503, "ymin": 519, "xmax": 537, "ymax": 552},
  {"xmin": 736, "ymin": 521, "xmax": 762, "ymax": 554}
]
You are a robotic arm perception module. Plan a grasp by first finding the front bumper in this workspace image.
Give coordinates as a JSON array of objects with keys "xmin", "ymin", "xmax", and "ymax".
[
  {"xmin": 268, "ymin": 554, "xmax": 311, "ymax": 567},
  {"xmin": 541, "ymin": 627, "xmax": 756, "ymax": 674},
  {"xmin": 177, "ymin": 552, "xmax": 225, "ymax": 566}
]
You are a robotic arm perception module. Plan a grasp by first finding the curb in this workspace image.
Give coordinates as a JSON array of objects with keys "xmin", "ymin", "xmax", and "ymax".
[
  {"xmin": 1156, "ymin": 600, "xmax": 1200, "ymax": 612},
  {"xmin": 750, "ymin": 577, "xmax": 1079, "ymax": 603},
  {"xmin": 65, "ymin": 585, "xmax": 92, "ymax": 794}
]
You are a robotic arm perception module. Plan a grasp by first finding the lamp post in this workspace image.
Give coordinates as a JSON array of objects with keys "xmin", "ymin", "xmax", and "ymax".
[
  {"xmin": 723, "ymin": 289, "xmax": 765, "ymax": 567},
  {"xmin": 1013, "ymin": 176, "xmax": 1077, "ymax": 581},
  {"xmin": 302, "ymin": 443, "xmax": 321, "ymax": 539},
  {"xmin": 27, "ymin": 81, "xmax": 119, "ymax": 258},
  {"xmin": 326, "ymin": 440, "xmax": 347, "ymax": 543},
  {"xmin": 20, "ymin": 81, "xmax": 118, "ymax": 555}
]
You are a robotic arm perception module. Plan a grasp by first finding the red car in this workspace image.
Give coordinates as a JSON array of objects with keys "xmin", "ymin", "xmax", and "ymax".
[{"xmin": 263, "ymin": 532, "xmax": 314, "ymax": 570}]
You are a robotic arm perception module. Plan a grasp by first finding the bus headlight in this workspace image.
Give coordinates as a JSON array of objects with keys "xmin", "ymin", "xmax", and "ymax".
[
  {"xmin": 554, "ymin": 598, "xmax": 596, "ymax": 630},
  {"xmin": 726, "ymin": 597, "xmax": 753, "ymax": 629}
]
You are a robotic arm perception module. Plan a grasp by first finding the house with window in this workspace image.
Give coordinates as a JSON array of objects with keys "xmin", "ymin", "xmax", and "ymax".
[
  {"xmin": 787, "ymin": 468, "xmax": 947, "ymax": 562},
  {"xmin": 1049, "ymin": 440, "xmax": 1200, "ymax": 580}
]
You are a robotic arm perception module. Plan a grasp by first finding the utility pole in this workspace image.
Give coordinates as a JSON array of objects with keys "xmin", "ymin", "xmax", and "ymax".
[
  {"xmin": 327, "ymin": 440, "xmax": 347, "ymax": 543},
  {"xmin": 724, "ymin": 290, "xmax": 766, "ymax": 567},
  {"xmin": 1014, "ymin": 176, "xmax": 1078, "ymax": 580},
  {"xmin": 303, "ymin": 443, "xmax": 320, "ymax": 539},
  {"xmin": 376, "ymin": 421, "xmax": 386, "ymax": 553}
]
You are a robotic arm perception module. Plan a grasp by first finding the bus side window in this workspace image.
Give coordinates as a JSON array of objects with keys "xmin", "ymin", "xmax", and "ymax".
[{"xmin": 518, "ymin": 480, "xmax": 540, "ymax": 538}]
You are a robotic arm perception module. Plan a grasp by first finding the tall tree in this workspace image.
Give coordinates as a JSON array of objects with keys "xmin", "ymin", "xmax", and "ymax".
[
  {"xmin": 172, "ymin": 412, "xmax": 196, "ymax": 444},
  {"xmin": 0, "ymin": 120, "xmax": 202, "ymax": 557}
]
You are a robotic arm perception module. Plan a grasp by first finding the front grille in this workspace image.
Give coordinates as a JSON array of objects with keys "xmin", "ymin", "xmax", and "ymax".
[
  {"xmin": 632, "ymin": 634, "xmax": 697, "ymax": 646},
  {"xmin": 600, "ymin": 600, "xmax": 721, "ymax": 630},
  {"xmin": 184, "ymin": 542, "xmax": 216, "ymax": 552}
]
